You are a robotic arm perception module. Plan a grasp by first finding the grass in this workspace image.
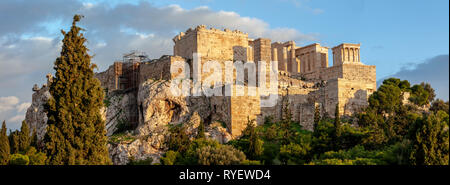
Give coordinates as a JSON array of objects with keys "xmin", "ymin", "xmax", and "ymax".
[{"xmin": 109, "ymin": 133, "xmax": 137, "ymax": 144}]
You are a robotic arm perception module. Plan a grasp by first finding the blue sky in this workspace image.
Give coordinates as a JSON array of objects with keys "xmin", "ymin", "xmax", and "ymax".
[
  {"xmin": 0, "ymin": 0, "xmax": 448, "ymax": 130},
  {"xmin": 149, "ymin": 0, "xmax": 449, "ymax": 77},
  {"xmin": 72, "ymin": 0, "xmax": 449, "ymax": 77}
]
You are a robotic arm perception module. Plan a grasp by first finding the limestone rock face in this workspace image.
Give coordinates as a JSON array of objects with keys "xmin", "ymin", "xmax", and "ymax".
[
  {"xmin": 108, "ymin": 136, "xmax": 165, "ymax": 165},
  {"xmin": 25, "ymin": 85, "xmax": 51, "ymax": 145},
  {"xmin": 135, "ymin": 79, "xmax": 214, "ymax": 135},
  {"xmin": 101, "ymin": 92, "xmax": 134, "ymax": 136},
  {"xmin": 206, "ymin": 121, "xmax": 233, "ymax": 144},
  {"xmin": 25, "ymin": 78, "xmax": 233, "ymax": 165}
]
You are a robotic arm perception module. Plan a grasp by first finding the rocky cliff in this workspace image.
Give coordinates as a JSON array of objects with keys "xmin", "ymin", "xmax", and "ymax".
[{"xmin": 25, "ymin": 78, "xmax": 232, "ymax": 165}]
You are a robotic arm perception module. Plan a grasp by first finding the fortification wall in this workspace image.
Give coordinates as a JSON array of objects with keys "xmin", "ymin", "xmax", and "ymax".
[
  {"xmin": 138, "ymin": 56, "xmax": 185, "ymax": 83},
  {"xmin": 95, "ymin": 62, "xmax": 121, "ymax": 92}
]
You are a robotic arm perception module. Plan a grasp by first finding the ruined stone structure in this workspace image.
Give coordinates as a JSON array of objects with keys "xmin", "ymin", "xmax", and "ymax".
[
  {"xmin": 25, "ymin": 25, "xmax": 377, "ymax": 164},
  {"xmin": 94, "ymin": 25, "xmax": 376, "ymax": 137}
]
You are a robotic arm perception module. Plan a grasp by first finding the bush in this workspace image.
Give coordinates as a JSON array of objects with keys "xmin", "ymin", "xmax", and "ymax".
[
  {"xmin": 279, "ymin": 142, "xmax": 311, "ymax": 165},
  {"xmin": 128, "ymin": 156, "xmax": 153, "ymax": 165},
  {"xmin": 241, "ymin": 160, "xmax": 261, "ymax": 165},
  {"xmin": 9, "ymin": 154, "xmax": 29, "ymax": 165},
  {"xmin": 161, "ymin": 150, "xmax": 179, "ymax": 165},
  {"xmin": 114, "ymin": 118, "xmax": 133, "ymax": 134},
  {"xmin": 197, "ymin": 145, "xmax": 246, "ymax": 165},
  {"xmin": 168, "ymin": 124, "xmax": 191, "ymax": 153},
  {"xmin": 25, "ymin": 147, "xmax": 47, "ymax": 165}
]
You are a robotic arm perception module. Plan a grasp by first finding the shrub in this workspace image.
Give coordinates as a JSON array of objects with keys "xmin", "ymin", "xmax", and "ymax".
[
  {"xmin": 9, "ymin": 154, "xmax": 29, "ymax": 165},
  {"xmin": 161, "ymin": 150, "xmax": 179, "ymax": 165},
  {"xmin": 128, "ymin": 156, "xmax": 153, "ymax": 165},
  {"xmin": 26, "ymin": 147, "xmax": 47, "ymax": 165},
  {"xmin": 197, "ymin": 145, "xmax": 246, "ymax": 165}
]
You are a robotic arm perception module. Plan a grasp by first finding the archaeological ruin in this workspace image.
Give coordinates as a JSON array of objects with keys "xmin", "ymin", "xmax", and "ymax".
[{"xmin": 95, "ymin": 25, "xmax": 377, "ymax": 137}]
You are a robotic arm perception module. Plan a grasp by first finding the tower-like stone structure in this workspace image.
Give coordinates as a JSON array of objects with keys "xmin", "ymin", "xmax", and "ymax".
[{"xmin": 332, "ymin": 43, "xmax": 362, "ymax": 66}]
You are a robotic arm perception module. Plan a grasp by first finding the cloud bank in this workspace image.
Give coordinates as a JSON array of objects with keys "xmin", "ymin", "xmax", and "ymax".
[
  {"xmin": 0, "ymin": 0, "xmax": 317, "ymax": 130},
  {"xmin": 378, "ymin": 55, "xmax": 449, "ymax": 101}
]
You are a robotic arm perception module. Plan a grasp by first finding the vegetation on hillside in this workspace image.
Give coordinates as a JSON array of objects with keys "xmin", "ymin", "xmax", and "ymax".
[{"xmin": 0, "ymin": 14, "xmax": 447, "ymax": 166}]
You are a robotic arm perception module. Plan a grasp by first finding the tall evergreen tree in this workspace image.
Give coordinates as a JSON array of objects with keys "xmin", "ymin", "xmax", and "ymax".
[
  {"xmin": 420, "ymin": 82, "xmax": 436, "ymax": 104},
  {"xmin": 44, "ymin": 15, "xmax": 111, "ymax": 165},
  {"xmin": 410, "ymin": 112, "xmax": 449, "ymax": 165},
  {"xmin": 197, "ymin": 121, "xmax": 205, "ymax": 139},
  {"xmin": 334, "ymin": 103, "xmax": 341, "ymax": 137},
  {"xmin": 9, "ymin": 131, "xmax": 19, "ymax": 154},
  {"xmin": 30, "ymin": 128, "xmax": 38, "ymax": 149},
  {"xmin": 333, "ymin": 103, "xmax": 342, "ymax": 150},
  {"xmin": 248, "ymin": 120, "xmax": 263, "ymax": 159},
  {"xmin": 0, "ymin": 121, "xmax": 10, "ymax": 165},
  {"xmin": 314, "ymin": 105, "xmax": 321, "ymax": 130},
  {"xmin": 18, "ymin": 121, "xmax": 30, "ymax": 152}
]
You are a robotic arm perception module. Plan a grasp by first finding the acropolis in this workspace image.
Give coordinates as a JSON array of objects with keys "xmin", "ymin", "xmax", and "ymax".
[{"xmin": 94, "ymin": 25, "xmax": 376, "ymax": 137}]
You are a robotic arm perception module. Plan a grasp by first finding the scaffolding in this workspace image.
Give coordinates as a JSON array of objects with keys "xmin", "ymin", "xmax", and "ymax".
[{"xmin": 122, "ymin": 50, "xmax": 149, "ymax": 63}]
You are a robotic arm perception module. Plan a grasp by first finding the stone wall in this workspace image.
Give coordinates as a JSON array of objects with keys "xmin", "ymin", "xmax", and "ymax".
[
  {"xmin": 138, "ymin": 56, "xmax": 185, "ymax": 83},
  {"xmin": 94, "ymin": 25, "xmax": 377, "ymax": 137}
]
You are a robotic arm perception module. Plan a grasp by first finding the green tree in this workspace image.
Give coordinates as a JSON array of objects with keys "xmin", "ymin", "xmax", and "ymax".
[
  {"xmin": 248, "ymin": 125, "xmax": 264, "ymax": 159},
  {"xmin": 430, "ymin": 99, "xmax": 449, "ymax": 113},
  {"xmin": 18, "ymin": 121, "xmax": 31, "ymax": 152},
  {"xmin": 279, "ymin": 142, "xmax": 311, "ymax": 165},
  {"xmin": 409, "ymin": 84, "xmax": 429, "ymax": 106},
  {"xmin": 30, "ymin": 128, "xmax": 38, "ymax": 149},
  {"xmin": 168, "ymin": 125, "xmax": 191, "ymax": 153},
  {"xmin": 369, "ymin": 81, "xmax": 402, "ymax": 113},
  {"xmin": 314, "ymin": 105, "xmax": 321, "ymax": 130},
  {"xmin": 43, "ymin": 15, "xmax": 110, "ymax": 165},
  {"xmin": 334, "ymin": 103, "xmax": 342, "ymax": 138},
  {"xmin": 9, "ymin": 131, "xmax": 19, "ymax": 154},
  {"xmin": 0, "ymin": 121, "xmax": 10, "ymax": 165},
  {"xmin": 409, "ymin": 111, "xmax": 449, "ymax": 165},
  {"xmin": 420, "ymin": 82, "xmax": 435, "ymax": 104},
  {"xmin": 197, "ymin": 121, "xmax": 205, "ymax": 139}
]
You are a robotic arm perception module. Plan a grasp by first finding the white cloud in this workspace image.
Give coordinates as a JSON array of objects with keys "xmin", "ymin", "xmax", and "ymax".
[
  {"xmin": 378, "ymin": 55, "xmax": 449, "ymax": 101},
  {"xmin": 0, "ymin": 96, "xmax": 19, "ymax": 112},
  {"xmin": 8, "ymin": 114, "xmax": 25, "ymax": 123},
  {"xmin": 16, "ymin": 102, "xmax": 31, "ymax": 112},
  {"xmin": 0, "ymin": 1, "xmax": 320, "ymax": 130}
]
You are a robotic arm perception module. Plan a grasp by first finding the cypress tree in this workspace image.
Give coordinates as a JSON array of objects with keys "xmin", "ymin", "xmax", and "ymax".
[
  {"xmin": 18, "ymin": 121, "xmax": 30, "ymax": 152},
  {"xmin": 334, "ymin": 103, "xmax": 341, "ymax": 137},
  {"xmin": 333, "ymin": 103, "xmax": 342, "ymax": 150},
  {"xmin": 30, "ymin": 128, "xmax": 38, "ymax": 149},
  {"xmin": 44, "ymin": 15, "xmax": 111, "ymax": 165},
  {"xmin": 197, "ymin": 121, "xmax": 205, "ymax": 139},
  {"xmin": 248, "ymin": 125, "xmax": 263, "ymax": 159},
  {"xmin": 0, "ymin": 121, "xmax": 10, "ymax": 165},
  {"xmin": 9, "ymin": 131, "xmax": 19, "ymax": 154},
  {"xmin": 313, "ymin": 105, "xmax": 321, "ymax": 130}
]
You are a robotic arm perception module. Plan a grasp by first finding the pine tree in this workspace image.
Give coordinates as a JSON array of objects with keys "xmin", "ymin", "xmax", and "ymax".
[
  {"xmin": 43, "ymin": 15, "xmax": 111, "ymax": 165},
  {"xmin": 18, "ymin": 121, "xmax": 30, "ymax": 152},
  {"xmin": 0, "ymin": 121, "xmax": 10, "ymax": 165}
]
